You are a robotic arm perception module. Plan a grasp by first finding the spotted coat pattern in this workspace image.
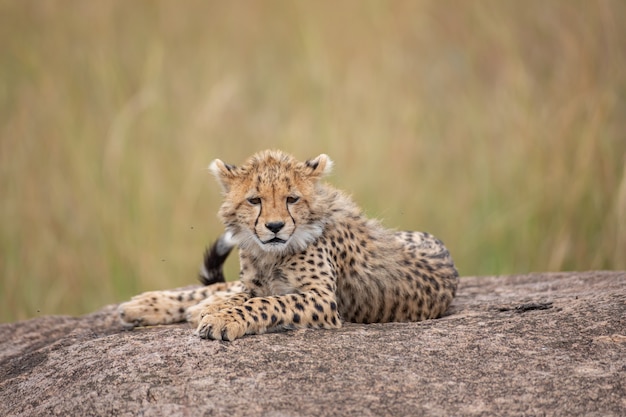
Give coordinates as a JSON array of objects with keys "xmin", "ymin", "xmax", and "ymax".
[{"xmin": 118, "ymin": 150, "xmax": 458, "ymax": 341}]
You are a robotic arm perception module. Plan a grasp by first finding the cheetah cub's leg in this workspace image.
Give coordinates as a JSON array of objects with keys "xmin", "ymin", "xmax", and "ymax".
[
  {"xmin": 118, "ymin": 234, "xmax": 238, "ymax": 328},
  {"xmin": 118, "ymin": 282, "xmax": 242, "ymax": 328},
  {"xmin": 196, "ymin": 291, "xmax": 341, "ymax": 341},
  {"xmin": 185, "ymin": 290, "xmax": 249, "ymax": 327}
]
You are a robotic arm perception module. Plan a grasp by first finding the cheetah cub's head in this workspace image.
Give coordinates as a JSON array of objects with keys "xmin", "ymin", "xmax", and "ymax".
[{"xmin": 209, "ymin": 150, "xmax": 333, "ymax": 255}]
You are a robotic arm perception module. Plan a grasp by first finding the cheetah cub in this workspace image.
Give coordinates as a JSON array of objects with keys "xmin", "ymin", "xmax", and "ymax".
[{"xmin": 118, "ymin": 150, "xmax": 458, "ymax": 341}]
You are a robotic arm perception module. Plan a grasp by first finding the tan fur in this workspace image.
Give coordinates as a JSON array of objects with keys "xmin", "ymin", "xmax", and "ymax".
[{"xmin": 119, "ymin": 150, "xmax": 458, "ymax": 340}]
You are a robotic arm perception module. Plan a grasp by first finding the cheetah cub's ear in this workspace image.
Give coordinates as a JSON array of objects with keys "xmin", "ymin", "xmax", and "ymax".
[
  {"xmin": 304, "ymin": 154, "xmax": 333, "ymax": 180},
  {"xmin": 209, "ymin": 159, "xmax": 237, "ymax": 192}
]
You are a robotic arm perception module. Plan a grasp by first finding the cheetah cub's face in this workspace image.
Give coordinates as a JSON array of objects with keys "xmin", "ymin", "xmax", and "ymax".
[{"xmin": 209, "ymin": 150, "xmax": 333, "ymax": 255}]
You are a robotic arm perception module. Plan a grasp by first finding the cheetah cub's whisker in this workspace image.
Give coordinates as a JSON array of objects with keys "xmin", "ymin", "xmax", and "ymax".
[{"xmin": 118, "ymin": 150, "xmax": 459, "ymax": 341}]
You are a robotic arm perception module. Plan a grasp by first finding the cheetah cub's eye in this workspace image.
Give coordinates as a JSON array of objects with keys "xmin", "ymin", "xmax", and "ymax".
[
  {"xmin": 247, "ymin": 197, "xmax": 262, "ymax": 205},
  {"xmin": 286, "ymin": 196, "xmax": 300, "ymax": 204}
]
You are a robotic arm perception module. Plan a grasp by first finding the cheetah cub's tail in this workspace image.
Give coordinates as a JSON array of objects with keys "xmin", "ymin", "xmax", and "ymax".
[{"xmin": 199, "ymin": 232, "xmax": 236, "ymax": 285}]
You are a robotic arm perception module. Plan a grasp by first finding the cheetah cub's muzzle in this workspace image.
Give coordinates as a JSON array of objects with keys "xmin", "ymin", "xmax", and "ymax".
[{"xmin": 244, "ymin": 194, "xmax": 303, "ymax": 253}]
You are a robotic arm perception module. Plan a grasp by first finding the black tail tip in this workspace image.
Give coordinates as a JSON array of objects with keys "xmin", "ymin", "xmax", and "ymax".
[{"xmin": 198, "ymin": 236, "xmax": 233, "ymax": 285}]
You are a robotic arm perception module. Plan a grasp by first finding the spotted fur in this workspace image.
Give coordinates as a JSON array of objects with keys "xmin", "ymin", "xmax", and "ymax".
[{"xmin": 118, "ymin": 150, "xmax": 458, "ymax": 340}]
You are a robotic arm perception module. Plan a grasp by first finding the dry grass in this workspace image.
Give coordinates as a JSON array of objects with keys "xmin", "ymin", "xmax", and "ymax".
[{"xmin": 1, "ymin": 0, "xmax": 625, "ymax": 322}]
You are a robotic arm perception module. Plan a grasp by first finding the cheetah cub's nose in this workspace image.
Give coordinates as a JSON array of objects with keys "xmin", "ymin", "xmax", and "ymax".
[{"xmin": 265, "ymin": 221, "xmax": 285, "ymax": 233}]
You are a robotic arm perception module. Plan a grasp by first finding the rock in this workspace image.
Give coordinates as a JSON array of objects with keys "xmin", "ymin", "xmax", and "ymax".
[{"xmin": 1, "ymin": 271, "xmax": 624, "ymax": 416}]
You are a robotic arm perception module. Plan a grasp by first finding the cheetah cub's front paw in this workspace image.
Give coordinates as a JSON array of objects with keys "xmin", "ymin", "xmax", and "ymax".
[
  {"xmin": 195, "ymin": 310, "xmax": 248, "ymax": 341},
  {"xmin": 118, "ymin": 291, "xmax": 185, "ymax": 328},
  {"xmin": 118, "ymin": 300, "xmax": 161, "ymax": 328},
  {"xmin": 185, "ymin": 302, "xmax": 224, "ymax": 327}
]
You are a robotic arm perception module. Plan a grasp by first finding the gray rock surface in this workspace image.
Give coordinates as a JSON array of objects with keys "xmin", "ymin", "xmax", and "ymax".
[{"xmin": 1, "ymin": 271, "xmax": 625, "ymax": 416}]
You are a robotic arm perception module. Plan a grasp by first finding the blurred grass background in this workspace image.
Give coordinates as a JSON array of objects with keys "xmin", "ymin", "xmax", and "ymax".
[{"xmin": 1, "ymin": 1, "xmax": 625, "ymax": 323}]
